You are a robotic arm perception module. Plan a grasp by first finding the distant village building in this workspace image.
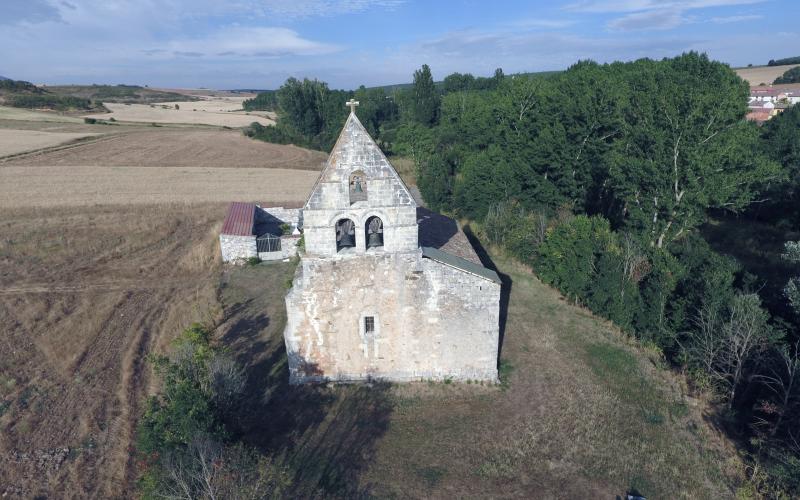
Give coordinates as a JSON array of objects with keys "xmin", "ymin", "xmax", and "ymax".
[
  {"xmin": 220, "ymin": 99, "xmax": 502, "ymax": 383},
  {"xmin": 747, "ymin": 84, "xmax": 800, "ymax": 123}
]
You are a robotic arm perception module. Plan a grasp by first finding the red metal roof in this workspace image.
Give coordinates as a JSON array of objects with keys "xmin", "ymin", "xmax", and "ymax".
[{"xmin": 221, "ymin": 202, "xmax": 255, "ymax": 236}]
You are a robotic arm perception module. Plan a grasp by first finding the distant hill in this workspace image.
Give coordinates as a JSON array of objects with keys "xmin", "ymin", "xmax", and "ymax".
[
  {"xmin": 45, "ymin": 84, "xmax": 197, "ymax": 104},
  {"xmin": 0, "ymin": 79, "xmax": 96, "ymax": 111},
  {"xmin": 0, "ymin": 75, "xmax": 10, "ymax": 81},
  {"xmin": 734, "ymin": 64, "xmax": 800, "ymax": 85}
]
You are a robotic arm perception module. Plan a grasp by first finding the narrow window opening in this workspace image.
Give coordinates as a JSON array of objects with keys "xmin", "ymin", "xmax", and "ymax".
[{"xmin": 364, "ymin": 316, "xmax": 375, "ymax": 334}]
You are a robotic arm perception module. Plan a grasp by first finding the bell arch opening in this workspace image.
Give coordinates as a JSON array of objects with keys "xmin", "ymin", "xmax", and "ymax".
[
  {"xmin": 365, "ymin": 216, "xmax": 384, "ymax": 249},
  {"xmin": 335, "ymin": 218, "xmax": 356, "ymax": 252},
  {"xmin": 349, "ymin": 170, "xmax": 367, "ymax": 205}
]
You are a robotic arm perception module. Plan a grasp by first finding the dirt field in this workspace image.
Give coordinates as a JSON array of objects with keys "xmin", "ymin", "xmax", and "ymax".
[
  {"xmin": 0, "ymin": 127, "xmax": 325, "ymax": 207},
  {"xmin": 0, "ymin": 204, "xmax": 225, "ymax": 498},
  {"xmin": 84, "ymin": 99, "xmax": 274, "ymax": 127},
  {"xmin": 735, "ymin": 63, "xmax": 800, "ymax": 85},
  {"xmin": 0, "ymin": 165, "xmax": 319, "ymax": 207},
  {"xmin": 0, "ymin": 129, "xmax": 102, "ymax": 157},
  {"xmin": 3, "ymin": 128, "xmax": 325, "ymax": 169}
]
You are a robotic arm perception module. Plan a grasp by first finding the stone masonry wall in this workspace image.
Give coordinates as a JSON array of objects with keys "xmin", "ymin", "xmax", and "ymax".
[
  {"xmin": 283, "ymin": 251, "xmax": 501, "ymax": 383},
  {"xmin": 220, "ymin": 234, "xmax": 257, "ymax": 263}
]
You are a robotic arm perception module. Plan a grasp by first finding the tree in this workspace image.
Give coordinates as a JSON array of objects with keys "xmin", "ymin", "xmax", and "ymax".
[
  {"xmin": 606, "ymin": 53, "xmax": 781, "ymax": 248},
  {"xmin": 783, "ymin": 240, "xmax": 800, "ymax": 314},
  {"xmin": 774, "ymin": 66, "xmax": 800, "ymax": 84},
  {"xmin": 411, "ymin": 64, "xmax": 439, "ymax": 126}
]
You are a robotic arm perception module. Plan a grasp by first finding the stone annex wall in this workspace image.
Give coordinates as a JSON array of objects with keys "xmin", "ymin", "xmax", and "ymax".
[
  {"xmin": 220, "ymin": 234, "xmax": 256, "ymax": 263},
  {"xmin": 283, "ymin": 250, "xmax": 501, "ymax": 383}
]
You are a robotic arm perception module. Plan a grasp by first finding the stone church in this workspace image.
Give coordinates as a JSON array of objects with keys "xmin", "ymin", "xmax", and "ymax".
[{"xmin": 281, "ymin": 100, "xmax": 501, "ymax": 384}]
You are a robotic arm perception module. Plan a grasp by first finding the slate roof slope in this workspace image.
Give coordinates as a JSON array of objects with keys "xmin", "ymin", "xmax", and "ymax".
[
  {"xmin": 304, "ymin": 112, "xmax": 416, "ymax": 210},
  {"xmin": 421, "ymin": 246, "xmax": 501, "ymax": 284},
  {"xmin": 417, "ymin": 207, "xmax": 482, "ymax": 265},
  {"xmin": 221, "ymin": 202, "xmax": 255, "ymax": 236}
]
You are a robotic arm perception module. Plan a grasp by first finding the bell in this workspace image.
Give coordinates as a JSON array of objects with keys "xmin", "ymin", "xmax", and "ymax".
[
  {"xmin": 368, "ymin": 232, "xmax": 383, "ymax": 248},
  {"xmin": 339, "ymin": 231, "xmax": 354, "ymax": 247}
]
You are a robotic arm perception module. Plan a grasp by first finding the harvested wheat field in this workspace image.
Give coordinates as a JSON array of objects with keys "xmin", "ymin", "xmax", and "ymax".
[
  {"xmin": 0, "ymin": 203, "xmax": 225, "ymax": 498},
  {"xmin": 0, "ymin": 106, "xmax": 84, "ymax": 124},
  {"xmin": 735, "ymin": 63, "xmax": 800, "ymax": 85},
  {"xmin": 0, "ymin": 128, "xmax": 325, "ymax": 207},
  {"xmin": 3, "ymin": 128, "xmax": 326, "ymax": 169},
  {"xmin": 0, "ymin": 129, "xmax": 103, "ymax": 157},
  {"xmin": 0, "ymin": 165, "xmax": 319, "ymax": 207},
  {"xmin": 84, "ymin": 101, "xmax": 274, "ymax": 127}
]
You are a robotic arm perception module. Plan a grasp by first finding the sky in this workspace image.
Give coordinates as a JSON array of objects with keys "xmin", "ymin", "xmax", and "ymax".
[{"xmin": 1, "ymin": 0, "xmax": 798, "ymax": 89}]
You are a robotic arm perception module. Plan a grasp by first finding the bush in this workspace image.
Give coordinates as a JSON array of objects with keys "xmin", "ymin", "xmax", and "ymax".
[
  {"xmin": 534, "ymin": 215, "xmax": 616, "ymax": 302},
  {"xmin": 83, "ymin": 117, "xmax": 97, "ymax": 124},
  {"xmin": 246, "ymin": 256, "xmax": 261, "ymax": 266},
  {"xmin": 136, "ymin": 323, "xmax": 287, "ymax": 498}
]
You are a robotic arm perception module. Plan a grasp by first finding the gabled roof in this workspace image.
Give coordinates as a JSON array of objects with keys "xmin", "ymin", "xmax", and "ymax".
[
  {"xmin": 304, "ymin": 111, "xmax": 416, "ymax": 209},
  {"xmin": 221, "ymin": 202, "xmax": 255, "ymax": 236},
  {"xmin": 421, "ymin": 246, "xmax": 501, "ymax": 284}
]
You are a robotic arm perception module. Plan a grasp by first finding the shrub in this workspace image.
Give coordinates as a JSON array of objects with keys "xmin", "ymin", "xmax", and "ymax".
[
  {"xmin": 534, "ymin": 215, "xmax": 615, "ymax": 302},
  {"xmin": 83, "ymin": 117, "xmax": 97, "ymax": 124},
  {"xmin": 246, "ymin": 256, "xmax": 261, "ymax": 266}
]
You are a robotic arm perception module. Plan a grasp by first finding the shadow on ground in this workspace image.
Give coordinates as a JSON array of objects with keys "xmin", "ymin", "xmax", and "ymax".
[{"xmin": 218, "ymin": 263, "xmax": 393, "ymax": 497}]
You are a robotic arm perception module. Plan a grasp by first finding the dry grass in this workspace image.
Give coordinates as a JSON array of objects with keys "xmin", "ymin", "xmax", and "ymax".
[
  {"xmin": 735, "ymin": 64, "xmax": 800, "ymax": 85},
  {"xmin": 0, "ymin": 129, "xmax": 103, "ymax": 157},
  {"xmin": 0, "ymin": 203, "xmax": 226, "ymax": 498},
  {"xmin": 84, "ymin": 99, "xmax": 274, "ymax": 127},
  {"xmin": 0, "ymin": 105, "xmax": 83, "ymax": 123},
  {"xmin": 216, "ymin": 253, "xmax": 743, "ymax": 499}
]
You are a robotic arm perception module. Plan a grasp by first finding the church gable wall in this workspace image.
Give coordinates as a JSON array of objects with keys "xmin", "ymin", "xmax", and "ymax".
[{"xmin": 283, "ymin": 253, "xmax": 500, "ymax": 383}]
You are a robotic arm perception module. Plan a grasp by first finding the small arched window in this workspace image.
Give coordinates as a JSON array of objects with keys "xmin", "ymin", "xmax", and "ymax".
[
  {"xmin": 335, "ymin": 218, "xmax": 356, "ymax": 252},
  {"xmin": 349, "ymin": 170, "xmax": 367, "ymax": 204},
  {"xmin": 365, "ymin": 216, "xmax": 383, "ymax": 249}
]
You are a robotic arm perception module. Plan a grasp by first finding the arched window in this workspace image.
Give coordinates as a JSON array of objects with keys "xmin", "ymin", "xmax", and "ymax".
[
  {"xmin": 335, "ymin": 218, "xmax": 356, "ymax": 252},
  {"xmin": 349, "ymin": 170, "xmax": 367, "ymax": 204},
  {"xmin": 365, "ymin": 216, "xmax": 383, "ymax": 249}
]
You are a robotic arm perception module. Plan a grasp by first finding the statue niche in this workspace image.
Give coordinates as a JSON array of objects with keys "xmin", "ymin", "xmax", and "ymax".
[
  {"xmin": 365, "ymin": 216, "xmax": 384, "ymax": 249},
  {"xmin": 335, "ymin": 218, "xmax": 356, "ymax": 252},
  {"xmin": 349, "ymin": 170, "xmax": 367, "ymax": 205}
]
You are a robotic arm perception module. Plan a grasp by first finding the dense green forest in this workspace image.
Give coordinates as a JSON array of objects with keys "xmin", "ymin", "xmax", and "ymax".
[
  {"xmin": 775, "ymin": 66, "xmax": 800, "ymax": 84},
  {"xmin": 238, "ymin": 52, "xmax": 800, "ymax": 496},
  {"xmin": 768, "ymin": 56, "xmax": 800, "ymax": 66}
]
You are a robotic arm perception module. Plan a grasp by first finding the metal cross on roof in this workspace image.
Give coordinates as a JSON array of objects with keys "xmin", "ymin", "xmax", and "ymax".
[{"xmin": 346, "ymin": 99, "xmax": 360, "ymax": 114}]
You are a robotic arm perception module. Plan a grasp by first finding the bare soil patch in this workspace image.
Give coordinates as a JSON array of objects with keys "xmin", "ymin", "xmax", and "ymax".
[
  {"xmin": 3, "ymin": 128, "xmax": 326, "ymax": 169},
  {"xmin": 735, "ymin": 64, "xmax": 800, "ymax": 85},
  {"xmin": 0, "ymin": 203, "xmax": 225, "ymax": 498}
]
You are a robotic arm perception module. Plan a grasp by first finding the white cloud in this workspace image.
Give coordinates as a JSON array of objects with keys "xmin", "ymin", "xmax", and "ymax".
[
  {"xmin": 565, "ymin": 0, "xmax": 764, "ymax": 13},
  {"xmin": 710, "ymin": 14, "xmax": 763, "ymax": 23},
  {"xmin": 161, "ymin": 26, "xmax": 341, "ymax": 58},
  {"xmin": 608, "ymin": 9, "xmax": 688, "ymax": 30},
  {"xmin": 246, "ymin": 0, "xmax": 406, "ymax": 18}
]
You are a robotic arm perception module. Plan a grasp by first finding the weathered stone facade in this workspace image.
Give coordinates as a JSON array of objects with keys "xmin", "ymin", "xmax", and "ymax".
[
  {"xmin": 283, "ymin": 110, "xmax": 501, "ymax": 384},
  {"xmin": 219, "ymin": 234, "xmax": 257, "ymax": 263}
]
